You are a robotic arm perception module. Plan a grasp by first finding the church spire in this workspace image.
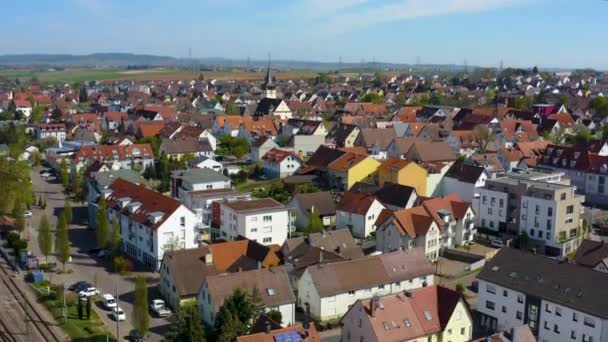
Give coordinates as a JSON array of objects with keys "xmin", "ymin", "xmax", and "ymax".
[{"xmin": 262, "ymin": 53, "xmax": 276, "ymax": 99}]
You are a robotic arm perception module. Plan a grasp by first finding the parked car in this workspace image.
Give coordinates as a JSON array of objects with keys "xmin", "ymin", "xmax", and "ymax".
[
  {"xmin": 40, "ymin": 169, "xmax": 53, "ymax": 177},
  {"xmin": 102, "ymin": 294, "xmax": 117, "ymax": 310},
  {"xmin": 78, "ymin": 287, "xmax": 100, "ymax": 297},
  {"xmin": 128, "ymin": 330, "xmax": 143, "ymax": 342},
  {"xmin": 149, "ymin": 299, "xmax": 171, "ymax": 317},
  {"xmin": 23, "ymin": 210, "xmax": 32, "ymax": 218},
  {"xmin": 111, "ymin": 307, "xmax": 126, "ymax": 321},
  {"xmin": 490, "ymin": 239, "xmax": 505, "ymax": 248},
  {"xmin": 69, "ymin": 281, "xmax": 92, "ymax": 292}
]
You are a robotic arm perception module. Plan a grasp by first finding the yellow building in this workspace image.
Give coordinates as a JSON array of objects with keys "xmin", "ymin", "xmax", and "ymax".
[
  {"xmin": 378, "ymin": 158, "xmax": 428, "ymax": 196},
  {"xmin": 327, "ymin": 152, "xmax": 381, "ymax": 191}
]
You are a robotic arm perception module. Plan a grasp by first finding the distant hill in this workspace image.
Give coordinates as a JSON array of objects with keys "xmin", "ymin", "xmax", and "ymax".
[{"xmin": 0, "ymin": 53, "xmax": 475, "ymax": 71}]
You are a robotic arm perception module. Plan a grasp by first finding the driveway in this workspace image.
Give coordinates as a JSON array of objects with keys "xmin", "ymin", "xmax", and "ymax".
[{"xmin": 30, "ymin": 166, "xmax": 171, "ymax": 341}]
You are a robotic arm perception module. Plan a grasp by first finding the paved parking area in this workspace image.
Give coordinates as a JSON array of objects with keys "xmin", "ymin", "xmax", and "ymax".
[{"xmin": 30, "ymin": 166, "xmax": 170, "ymax": 341}]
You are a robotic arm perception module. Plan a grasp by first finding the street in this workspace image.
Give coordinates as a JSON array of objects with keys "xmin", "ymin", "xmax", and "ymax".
[{"xmin": 29, "ymin": 166, "xmax": 171, "ymax": 341}]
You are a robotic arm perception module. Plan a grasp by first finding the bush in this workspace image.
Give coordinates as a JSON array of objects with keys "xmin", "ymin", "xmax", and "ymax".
[{"xmin": 113, "ymin": 255, "xmax": 134, "ymax": 274}]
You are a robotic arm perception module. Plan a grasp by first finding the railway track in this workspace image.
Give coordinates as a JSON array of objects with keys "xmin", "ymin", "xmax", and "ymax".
[
  {"xmin": 0, "ymin": 259, "xmax": 65, "ymax": 342},
  {"xmin": 0, "ymin": 316, "xmax": 17, "ymax": 342}
]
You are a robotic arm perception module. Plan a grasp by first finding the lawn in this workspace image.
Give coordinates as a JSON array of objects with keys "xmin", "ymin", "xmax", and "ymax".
[
  {"xmin": 31, "ymin": 281, "xmax": 115, "ymax": 341},
  {"xmin": 235, "ymin": 178, "xmax": 283, "ymax": 193}
]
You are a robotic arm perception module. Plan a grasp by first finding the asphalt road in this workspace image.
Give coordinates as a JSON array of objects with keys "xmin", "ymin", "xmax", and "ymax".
[{"xmin": 30, "ymin": 166, "xmax": 170, "ymax": 341}]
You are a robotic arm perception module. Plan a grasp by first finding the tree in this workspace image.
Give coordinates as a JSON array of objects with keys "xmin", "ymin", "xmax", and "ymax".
[
  {"xmin": 215, "ymin": 307, "xmax": 244, "ymax": 342},
  {"xmin": 266, "ymin": 310, "xmax": 282, "ymax": 325},
  {"xmin": 472, "ymin": 125, "xmax": 495, "ymax": 153},
  {"xmin": 64, "ymin": 199, "xmax": 73, "ymax": 225},
  {"xmin": 86, "ymin": 295, "xmax": 92, "ymax": 319},
  {"xmin": 95, "ymin": 195, "xmax": 110, "ymax": 248},
  {"xmin": 514, "ymin": 95, "xmax": 533, "ymax": 111},
  {"xmin": 164, "ymin": 305, "xmax": 206, "ymax": 342},
  {"xmin": 55, "ymin": 212, "xmax": 70, "ymax": 272},
  {"xmin": 133, "ymin": 276, "xmax": 150, "ymax": 337},
  {"xmin": 110, "ymin": 218, "xmax": 121, "ymax": 258},
  {"xmin": 30, "ymin": 150, "xmax": 42, "ymax": 166},
  {"xmin": 214, "ymin": 288, "xmax": 254, "ymax": 336},
  {"xmin": 590, "ymin": 97, "xmax": 608, "ymax": 116},
  {"xmin": 248, "ymin": 286, "xmax": 265, "ymax": 323},
  {"xmin": 79, "ymin": 87, "xmax": 88, "ymax": 103},
  {"xmin": 570, "ymin": 124, "xmax": 593, "ymax": 144},
  {"xmin": 51, "ymin": 107, "xmax": 63, "ymax": 122},
  {"xmin": 38, "ymin": 214, "xmax": 53, "ymax": 264},
  {"xmin": 77, "ymin": 296, "xmax": 84, "ymax": 320},
  {"xmin": 307, "ymin": 208, "xmax": 324, "ymax": 235},
  {"xmin": 547, "ymin": 127, "xmax": 567, "ymax": 144},
  {"xmin": 519, "ymin": 231, "xmax": 529, "ymax": 251},
  {"xmin": 359, "ymin": 92, "xmax": 383, "ymax": 104},
  {"xmin": 12, "ymin": 197, "xmax": 25, "ymax": 235},
  {"xmin": 59, "ymin": 158, "xmax": 69, "ymax": 189}
]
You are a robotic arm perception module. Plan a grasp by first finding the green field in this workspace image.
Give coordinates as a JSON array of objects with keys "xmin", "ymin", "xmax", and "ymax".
[{"xmin": 0, "ymin": 68, "xmax": 318, "ymax": 85}]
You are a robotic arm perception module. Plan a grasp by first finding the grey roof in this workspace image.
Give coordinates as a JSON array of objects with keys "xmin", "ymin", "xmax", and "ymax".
[
  {"xmin": 284, "ymin": 229, "xmax": 364, "ymax": 261},
  {"xmin": 91, "ymin": 170, "xmax": 145, "ymax": 190},
  {"xmin": 292, "ymin": 191, "xmax": 336, "ymax": 216},
  {"xmin": 205, "ymin": 266, "xmax": 295, "ymax": 312},
  {"xmin": 162, "ymin": 246, "xmax": 217, "ymax": 297},
  {"xmin": 305, "ymin": 248, "xmax": 433, "ymax": 297},
  {"xmin": 477, "ymin": 248, "xmax": 608, "ymax": 319},
  {"xmin": 574, "ymin": 239, "xmax": 608, "ymax": 269},
  {"xmin": 171, "ymin": 168, "xmax": 229, "ymax": 184}
]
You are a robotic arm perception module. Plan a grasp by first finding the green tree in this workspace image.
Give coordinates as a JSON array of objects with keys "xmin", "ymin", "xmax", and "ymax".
[
  {"xmin": 63, "ymin": 199, "xmax": 73, "ymax": 225},
  {"xmin": 55, "ymin": 212, "xmax": 70, "ymax": 272},
  {"xmin": 133, "ymin": 276, "xmax": 150, "ymax": 337},
  {"xmin": 215, "ymin": 307, "xmax": 244, "ymax": 342},
  {"xmin": 266, "ymin": 310, "xmax": 282, "ymax": 325},
  {"xmin": 79, "ymin": 87, "xmax": 88, "ymax": 103},
  {"xmin": 30, "ymin": 150, "xmax": 42, "ymax": 166},
  {"xmin": 590, "ymin": 96, "xmax": 608, "ymax": 116},
  {"xmin": 359, "ymin": 92, "xmax": 383, "ymax": 104},
  {"xmin": 51, "ymin": 107, "xmax": 63, "ymax": 122},
  {"xmin": 164, "ymin": 305, "xmax": 206, "ymax": 342},
  {"xmin": 307, "ymin": 208, "xmax": 324, "ymax": 235},
  {"xmin": 110, "ymin": 218, "xmax": 121, "ymax": 258},
  {"xmin": 248, "ymin": 286, "xmax": 265, "ymax": 323},
  {"xmin": 38, "ymin": 214, "xmax": 53, "ymax": 264},
  {"xmin": 95, "ymin": 195, "xmax": 110, "ymax": 248},
  {"xmin": 59, "ymin": 158, "xmax": 69, "ymax": 189},
  {"xmin": 214, "ymin": 288, "xmax": 254, "ymax": 336},
  {"xmin": 12, "ymin": 197, "xmax": 25, "ymax": 235},
  {"xmin": 514, "ymin": 95, "xmax": 533, "ymax": 111}
]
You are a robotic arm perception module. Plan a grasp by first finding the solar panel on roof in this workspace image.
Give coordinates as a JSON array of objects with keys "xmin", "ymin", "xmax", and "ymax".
[{"xmin": 274, "ymin": 331, "xmax": 302, "ymax": 342}]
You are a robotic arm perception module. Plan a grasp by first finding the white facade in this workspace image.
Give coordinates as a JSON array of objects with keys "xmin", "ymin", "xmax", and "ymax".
[
  {"xmin": 376, "ymin": 220, "xmax": 442, "ymax": 261},
  {"xmin": 441, "ymin": 171, "xmax": 489, "ymax": 202},
  {"xmin": 109, "ymin": 203, "xmax": 198, "ymax": 270},
  {"xmin": 192, "ymin": 158, "xmax": 223, "ymax": 173},
  {"xmin": 477, "ymin": 279, "xmax": 608, "ymax": 342},
  {"xmin": 297, "ymin": 268, "xmax": 434, "ymax": 321},
  {"xmin": 477, "ymin": 189, "xmax": 509, "ymax": 232},
  {"xmin": 336, "ymin": 199, "xmax": 385, "ymax": 238},
  {"xmin": 263, "ymin": 155, "xmax": 302, "ymax": 179},
  {"xmin": 36, "ymin": 127, "xmax": 67, "ymax": 143},
  {"xmin": 219, "ymin": 204, "xmax": 290, "ymax": 246}
]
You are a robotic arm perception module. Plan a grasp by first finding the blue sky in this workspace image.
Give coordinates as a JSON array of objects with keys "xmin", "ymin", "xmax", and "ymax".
[{"xmin": 3, "ymin": 0, "xmax": 608, "ymax": 69}]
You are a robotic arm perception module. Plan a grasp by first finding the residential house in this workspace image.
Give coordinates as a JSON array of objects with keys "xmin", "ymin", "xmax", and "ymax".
[
  {"xmin": 251, "ymin": 136, "xmax": 279, "ymax": 162},
  {"xmin": 35, "ymin": 123, "xmax": 67, "ymax": 142},
  {"xmin": 199, "ymin": 267, "xmax": 296, "ymax": 327},
  {"xmin": 237, "ymin": 320, "xmax": 321, "ymax": 342},
  {"xmin": 377, "ymin": 158, "xmax": 428, "ymax": 196},
  {"xmin": 262, "ymin": 148, "xmax": 302, "ymax": 179},
  {"xmin": 336, "ymin": 191, "xmax": 386, "ymax": 238},
  {"xmin": 297, "ymin": 249, "xmax": 434, "ymax": 321},
  {"xmin": 254, "ymin": 98, "xmax": 293, "ymax": 120},
  {"xmin": 355, "ymin": 128, "xmax": 397, "ymax": 159},
  {"xmin": 71, "ymin": 143, "xmax": 154, "ymax": 176},
  {"xmin": 239, "ymin": 117, "xmax": 279, "ymax": 140},
  {"xmin": 574, "ymin": 239, "xmax": 608, "ymax": 273},
  {"xmin": 340, "ymin": 286, "xmax": 473, "ymax": 342},
  {"xmin": 497, "ymin": 120, "xmax": 539, "ymax": 148},
  {"xmin": 86, "ymin": 170, "xmax": 144, "ymax": 228},
  {"xmin": 160, "ymin": 137, "xmax": 214, "ymax": 159},
  {"xmin": 441, "ymin": 159, "xmax": 490, "ymax": 202},
  {"xmin": 477, "ymin": 171, "xmax": 584, "ymax": 256},
  {"xmin": 477, "ymin": 248, "xmax": 608, "ymax": 342},
  {"xmin": 159, "ymin": 239, "xmax": 280, "ymax": 309},
  {"xmin": 288, "ymin": 192, "xmax": 336, "ymax": 230},
  {"xmin": 170, "ymin": 168, "xmax": 231, "ymax": 198},
  {"xmin": 327, "ymin": 124, "xmax": 360, "ymax": 148},
  {"xmin": 327, "ymin": 152, "xmax": 381, "ymax": 191},
  {"xmin": 135, "ymin": 121, "xmax": 165, "ymax": 138},
  {"xmin": 103, "ymin": 178, "xmax": 198, "ymax": 270},
  {"xmin": 219, "ymin": 198, "xmax": 290, "ymax": 246},
  {"xmin": 189, "ymin": 156, "xmax": 223, "ymax": 173}
]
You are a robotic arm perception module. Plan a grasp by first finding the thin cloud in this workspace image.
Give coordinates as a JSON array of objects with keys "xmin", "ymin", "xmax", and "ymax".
[{"xmin": 308, "ymin": 0, "xmax": 525, "ymax": 34}]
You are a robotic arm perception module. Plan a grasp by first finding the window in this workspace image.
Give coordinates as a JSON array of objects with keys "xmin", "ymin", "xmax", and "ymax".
[
  {"xmin": 262, "ymin": 237, "xmax": 272, "ymax": 243},
  {"xmin": 499, "ymin": 199, "xmax": 504, "ymax": 208},
  {"xmin": 572, "ymin": 312, "xmax": 578, "ymax": 322},
  {"xmin": 251, "ymin": 228, "xmax": 257, "ymax": 233},
  {"xmin": 583, "ymin": 334, "xmax": 593, "ymax": 342},
  {"xmin": 516, "ymin": 311, "xmax": 523, "ymax": 320},
  {"xmin": 263, "ymin": 215, "xmax": 272, "ymax": 222},
  {"xmin": 547, "ymin": 207, "xmax": 553, "ymax": 216},
  {"xmin": 535, "ymin": 205, "xmax": 540, "ymax": 214},
  {"xmin": 561, "ymin": 193, "xmax": 566, "ymax": 200},
  {"xmin": 491, "ymin": 197, "xmax": 496, "ymax": 206},
  {"xmin": 522, "ymin": 214, "xmax": 527, "ymax": 221},
  {"xmin": 546, "ymin": 220, "xmax": 552, "ymax": 230},
  {"xmin": 482, "ymin": 196, "xmax": 487, "ymax": 204},
  {"xmin": 555, "ymin": 306, "xmax": 562, "ymax": 317},
  {"xmin": 348, "ymin": 290, "xmax": 355, "ymax": 295},
  {"xmin": 403, "ymin": 319, "xmax": 411, "ymax": 327},
  {"xmin": 486, "ymin": 284, "xmax": 496, "ymax": 294},
  {"xmin": 378, "ymin": 285, "xmax": 385, "ymax": 290},
  {"xmin": 206, "ymin": 184, "xmax": 212, "ymax": 189},
  {"xmin": 530, "ymin": 229, "xmax": 535, "ymax": 236},
  {"xmin": 544, "ymin": 321, "xmax": 549, "ymax": 330},
  {"xmin": 485, "ymin": 301, "xmax": 495, "ymax": 310},
  {"xmin": 571, "ymin": 330, "xmax": 576, "ymax": 340},
  {"xmin": 263, "ymin": 226, "xmax": 272, "ymax": 233},
  {"xmin": 517, "ymin": 295, "xmax": 524, "ymax": 303},
  {"xmin": 180, "ymin": 216, "xmax": 185, "ymax": 227},
  {"xmin": 546, "ymin": 232, "xmax": 551, "ymax": 240},
  {"xmin": 503, "ymin": 290, "xmax": 508, "ymax": 297},
  {"xmin": 583, "ymin": 317, "xmax": 596, "ymax": 328},
  {"xmin": 545, "ymin": 303, "xmax": 551, "ymax": 313},
  {"xmin": 554, "ymin": 324, "xmax": 560, "ymax": 334},
  {"xmin": 461, "ymin": 327, "xmax": 465, "ymax": 335},
  {"xmin": 566, "ymin": 205, "xmax": 574, "ymax": 214},
  {"xmin": 502, "ymin": 306, "xmax": 507, "ymax": 313},
  {"xmin": 488, "ymin": 208, "xmax": 493, "ymax": 215}
]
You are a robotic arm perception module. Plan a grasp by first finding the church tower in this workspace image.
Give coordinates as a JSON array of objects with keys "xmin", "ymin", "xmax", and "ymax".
[{"xmin": 261, "ymin": 58, "xmax": 277, "ymax": 99}]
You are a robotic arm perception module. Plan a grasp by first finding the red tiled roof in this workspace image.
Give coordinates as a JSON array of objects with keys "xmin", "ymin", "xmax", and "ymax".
[
  {"xmin": 262, "ymin": 148, "xmax": 301, "ymax": 163},
  {"xmin": 72, "ymin": 143, "xmax": 154, "ymax": 162}
]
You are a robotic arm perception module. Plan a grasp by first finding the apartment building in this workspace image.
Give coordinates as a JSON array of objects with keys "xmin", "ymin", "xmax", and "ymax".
[
  {"xmin": 477, "ymin": 169, "xmax": 583, "ymax": 256},
  {"xmin": 477, "ymin": 248, "xmax": 608, "ymax": 342},
  {"xmin": 71, "ymin": 143, "xmax": 155, "ymax": 176},
  {"xmin": 219, "ymin": 198, "xmax": 290, "ymax": 246},
  {"xmin": 104, "ymin": 178, "xmax": 198, "ymax": 270}
]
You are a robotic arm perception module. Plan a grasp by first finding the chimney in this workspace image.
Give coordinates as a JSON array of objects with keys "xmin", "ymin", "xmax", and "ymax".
[
  {"xmin": 265, "ymin": 321, "xmax": 272, "ymax": 334},
  {"xmin": 370, "ymin": 298, "xmax": 378, "ymax": 318},
  {"xmin": 204, "ymin": 252, "xmax": 213, "ymax": 265},
  {"xmin": 258, "ymin": 261, "xmax": 262, "ymax": 269}
]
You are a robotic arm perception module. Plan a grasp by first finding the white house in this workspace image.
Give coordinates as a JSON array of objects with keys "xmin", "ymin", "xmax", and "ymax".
[
  {"xmin": 441, "ymin": 160, "xmax": 490, "ymax": 202},
  {"xmin": 251, "ymin": 136, "xmax": 279, "ymax": 162},
  {"xmin": 219, "ymin": 198, "xmax": 290, "ymax": 246},
  {"xmin": 170, "ymin": 168, "xmax": 231, "ymax": 199},
  {"xmin": 477, "ymin": 248, "xmax": 608, "ymax": 342},
  {"xmin": 189, "ymin": 157, "xmax": 223, "ymax": 174},
  {"xmin": 35, "ymin": 123, "xmax": 67, "ymax": 143},
  {"xmin": 262, "ymin": 148, "xmax": 302, "ymax": 179},
  {"xmin": 198, "ymin": 267, "xmax": 296, "ymax": 327},
  {"xmin": 296, "ymin": 249, "xmax": 434, "ymax": 321},
  {"xmin": 336, "ymin": 191, "xmax": 386, "ymax": 238},
  {"xmin": 104, "ymin": 178, "xmax": 198, "ymax": 270}
]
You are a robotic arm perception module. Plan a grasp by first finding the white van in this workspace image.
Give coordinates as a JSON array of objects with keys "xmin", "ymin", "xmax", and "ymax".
[{"xmin": 102, "ymin": 294, "xmax": 117, "ymax": 309}]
